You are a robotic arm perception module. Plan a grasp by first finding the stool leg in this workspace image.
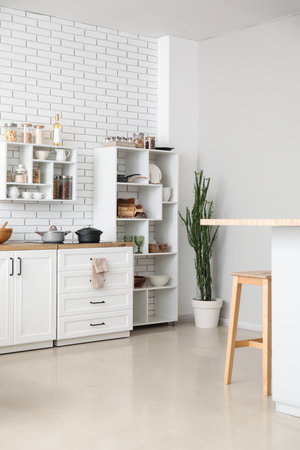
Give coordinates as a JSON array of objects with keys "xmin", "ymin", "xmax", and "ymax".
[
  {"xmin": 262, "ymin": 279, "xmax": 272, "ymax": 396},
  {"xmin": 224, "ymin": 276, "xmax": 242, "ymax": 385}
]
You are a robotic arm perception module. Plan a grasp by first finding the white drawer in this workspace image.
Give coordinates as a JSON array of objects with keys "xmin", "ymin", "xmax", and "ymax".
[
  {"xmin": 58, "ymin": 267, "xmax": 133, "ymax": 294},
  {"xmin": 58, "ymin": 290, "xmax": 132, "ymax": 317},
  {"xmin": 58, "ymin": 247, "xmax": 132, "ymax": 272},
  {"xmin": 57, "ymin": 311, "xmax": 132, "ymax": 339}
]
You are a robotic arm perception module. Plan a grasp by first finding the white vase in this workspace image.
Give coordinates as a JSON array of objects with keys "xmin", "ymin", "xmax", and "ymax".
[{"xmin": 192, "ymin": 298, "xmax": 223, "ymax": 328}]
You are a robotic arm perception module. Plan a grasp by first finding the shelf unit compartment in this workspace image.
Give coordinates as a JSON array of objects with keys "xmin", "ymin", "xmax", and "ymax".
[
  {"xmin": 149, "ymin": 206, "xmax": 178, "ymax": 253},
  {"xmin": 149, "ymin": 152, "xmax": 178, "ymax": 203},
  {"xmin": 117, "ymin": 147, "xmax": 149, "ymax": 184},
  {"xmin": 133, "ymin": 290, "xmax": 148, "ymax": 325},
  {"xmin": 147, "ymin": 288, "xmax": 178, "ymax": 325},
  {"xmin": 117, "ymin": 220, "xmax": 149, "ymax": 254},
  {"xmin": 53, "ymin": 162, "xmax": 77, "ymax": 201},
  {"xmin": 117, "ymin": 184, "xmax": 162, "ymax": 221}
]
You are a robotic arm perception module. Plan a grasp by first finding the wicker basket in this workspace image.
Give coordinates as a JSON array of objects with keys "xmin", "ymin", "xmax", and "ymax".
[{"xmin": 149, "ymin": 243, "xmax": 168, "ymax": 253}]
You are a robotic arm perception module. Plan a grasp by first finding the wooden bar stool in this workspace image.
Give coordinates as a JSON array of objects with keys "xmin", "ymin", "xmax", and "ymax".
[{"xmin": 224, "ymin": 271, "xmax": 272, "ymax": 396}]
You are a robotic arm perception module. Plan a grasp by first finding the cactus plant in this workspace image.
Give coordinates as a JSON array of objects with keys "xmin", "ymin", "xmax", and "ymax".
[{"xmin": 179, "ymin": 170, "xmax": 218, "ymax": 301}]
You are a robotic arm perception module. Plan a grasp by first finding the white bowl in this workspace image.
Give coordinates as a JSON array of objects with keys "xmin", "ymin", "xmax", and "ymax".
[
  {"xmin": 148, "ymin": 275, "xmax": 170, "ymax": 287},
  {"xmin": 34, "ymin": 150, "xmax": 49, "ymax": 160}
]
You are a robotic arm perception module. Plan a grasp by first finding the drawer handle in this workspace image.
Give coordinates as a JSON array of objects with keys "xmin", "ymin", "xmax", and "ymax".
[
  {"xmin": 90, "ymin": 300, "xmax": 106, "ymax": 304},
  {"xmin": 90, "ymin": 322, "xmax": 106, "ymax": 327}
]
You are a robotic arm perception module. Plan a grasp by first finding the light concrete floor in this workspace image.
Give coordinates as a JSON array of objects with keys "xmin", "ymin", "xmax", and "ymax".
[{"xmin": 0, "ymin": 322, "xmax": 299, "ymax": 450}]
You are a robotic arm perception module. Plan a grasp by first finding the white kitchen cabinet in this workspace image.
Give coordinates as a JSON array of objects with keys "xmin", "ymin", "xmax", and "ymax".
[
  {"xmin": 0, "ymin": 250, "xmax": 56, "ymax": 353},
  {"xmin": 14, "ymin": 250, "xmax": 56, "ymax": 345},
  {"xmin": 0, "ymin": 252, "xmax": 14, "ymax": 346},
  {"xmin": 55, "ymin": 246, "xmax": 133, "ymax": 346}
]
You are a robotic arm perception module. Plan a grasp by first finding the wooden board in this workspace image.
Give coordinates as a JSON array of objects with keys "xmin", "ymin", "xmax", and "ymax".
[
  {"xmin": 0, "ymin": 241, "xmax": 133, "ymax": 251},
  {"xmin": 200, "ymin": 219, "xmax": 300, "ymax": 226}
]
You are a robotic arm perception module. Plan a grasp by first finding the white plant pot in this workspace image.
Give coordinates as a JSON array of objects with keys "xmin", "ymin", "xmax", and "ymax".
[{"xmin": 192, "ymin": 298, "xmax": 223, "ymax": 328}]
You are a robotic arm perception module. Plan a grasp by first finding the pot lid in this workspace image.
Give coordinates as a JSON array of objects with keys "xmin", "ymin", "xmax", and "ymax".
[{"xmin": 76, "ymin": 225, "xmax": 102, "ymax": 235}]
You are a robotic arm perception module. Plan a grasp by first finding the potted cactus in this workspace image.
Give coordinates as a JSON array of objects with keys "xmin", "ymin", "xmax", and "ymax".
[{"xmin": 179, "ymin": 170, "xmax": 222, "ymax": 328}]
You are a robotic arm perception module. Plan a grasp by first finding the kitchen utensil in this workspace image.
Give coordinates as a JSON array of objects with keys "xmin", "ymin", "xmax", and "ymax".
[
  {"xmin": 149, "ymin": 163, "xmax": 162, "ymax": 184},
  {"xmin": 134, "ymin": 235, "xmax": 144, "ymax": 254},
  {"xmin": 7, "ymin": 186, "xmax": 20, "ymax": 199},
  {"xmin": 22, "ymin": 191, "xmax": 33, "ymax": 199},
  {"xmin": 117, "ymin": 174, "xmax": 146, "ymax": 183},
  {"xmin": 35, "ymin": 225, "xmax": 70, "ymax": 243},
  {"xmin": 154, "ymin": 147, "xmax": 174, "ymax": 151},
  {"xmin": 56, "ymin": 148, "xmax": 70, "ymax": 161},
  {"xmin": 163, "ymin": 187, "xmax": 172, "ymax": 202},
  {"xmin": 32, "ymin": 192, "xmax": 45, "ymax": 200},
  {"xmin": 34, "ymin": 149, "xmax": 49, "ymax": 160},
  {"xmin": 0, "ymin": 221, "xmax": 12, "ymax": 244},
  {"xmin": 75, "ymin": 226, "xmax": 103, "ymax": 243},
  {"xmin": 148, "ymin": 275, "xmax": 169, "ymax": 287},
  {"xmin": 134, "ymin": 276, "xmax": 147, "ymax": 288},
  {"xmin": 117, "ymin": 198, "xmax": 145, "ymax": 218}
]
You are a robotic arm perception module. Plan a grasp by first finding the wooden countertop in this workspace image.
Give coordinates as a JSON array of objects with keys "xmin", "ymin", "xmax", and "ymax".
[
  {"xmin": 0, "ymin": 241, "xmax": 133, "ymax": 251},
  {"xmin": 200, "ymin": 219, "xmax": 300, "ymax": 226}
]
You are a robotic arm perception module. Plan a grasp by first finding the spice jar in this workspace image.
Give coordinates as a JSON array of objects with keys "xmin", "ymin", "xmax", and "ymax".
[
  {"xmin": 4, "ymin": 122, "xmax": 18, "ymax": 142},
  {"xmin": 58, "ymin": 175, "xmax": 72, "ymax": 200},
  {"xmin": 145, "ymin": 136, "xmax": 155, "ymax": 149},
  {"xmin": 33, "ymin": 168, "xmax": 40, "ymax": 184},
  {"xmin": 7, "ymin": 170, "xmax": 12, "ymax": 182},
  {"xmin": 53, "ymin": 175, "xmax": 59, "ymax": 199},
  {"xmin": 133, "ymin": 132, "xmax": 144, "ymax": 148},
  {"xmin": 14, "ymin": 164, "xmax": 27, "ymax": 183},
  {"xmin": 34, "ymin": 124, "xmax": 44, "ymax": 145},
  {"xmin": 21, "ymin": 123, "xmax": 33, "ymax": 143}
]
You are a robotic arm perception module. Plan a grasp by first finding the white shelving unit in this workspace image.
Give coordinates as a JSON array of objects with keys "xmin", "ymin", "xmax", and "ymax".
[
  {"xmin": 94, "ymin": 145, "xmax": 178, "ymax": 327},
  {"xmin": 0, "ymin": 142, "xmax": 77, "ymax": 202}
]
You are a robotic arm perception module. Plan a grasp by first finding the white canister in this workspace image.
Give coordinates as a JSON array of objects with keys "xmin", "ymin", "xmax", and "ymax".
[{"xmin": 34, "ymin": 125, "xmax": 45, "ymax": 145}]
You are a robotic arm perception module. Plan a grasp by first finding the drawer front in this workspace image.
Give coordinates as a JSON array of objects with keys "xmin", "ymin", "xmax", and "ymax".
[
  {"xmin": 58, "ymin": 290, "xmax": 132, "ymax": 317},
  {"xmin": 58, "ymin": 267, "xmax": 132, "ymax": 294},
  {"xmin": 58, "ymin": 247, "xmax": 132, "ymax": 272},
  {"xmin": 57, "ymin": 311, "xmax": 132, "ymax": 339}
]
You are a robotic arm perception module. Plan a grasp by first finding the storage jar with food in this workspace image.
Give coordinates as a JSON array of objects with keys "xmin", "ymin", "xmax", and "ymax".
[
  {"xmin": 21, "ymin": 123, "xmax": 33, "ymax": 143},
  {"xmin": 34, "ymin": 124, "xmax": 44, "ymax": 145},
  {"xmin": 14, "ymin": 164, "xmax": 27, "ymax": 183},
  {"xmin": 6, "ymin": 170, "xmax": 12, "ymax": 182},
  {"xmin": 145, "ymin": 136, "xmax": 156, "ymax": 149},
  {"xmin": 58, "ymin": 175, "xmax": 72, "ymax": 200},
  {"xmin": 32, "ymin": 168, "xmax": 40, "ymax": 184},
  {"xmin": 53, "ymin": 175, "xmax": 59, "ymax": 199},
  {"xmin": 133, "ymin": 132, "xmax": 145, "ymax": 148},
  {"xmin": 4, "ymin": 122, "xmax": 18, "ymax": 142}
]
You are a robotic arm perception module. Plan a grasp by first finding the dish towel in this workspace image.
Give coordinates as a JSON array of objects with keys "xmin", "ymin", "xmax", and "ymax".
[{"xmin": 91, "ymin": 258, "xmax": 108, "ymax": 289}]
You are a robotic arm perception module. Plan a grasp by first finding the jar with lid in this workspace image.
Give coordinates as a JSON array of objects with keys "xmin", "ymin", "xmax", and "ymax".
[
  {"xmin": 58, "ymin": 175, "xmax": 72, "ymax": 200},
  {"xmin": 7, "ymin": 170, "xmax": 12, "ymax": 182},
  {"xmin": 34, "ymin": 124, "xmax": 44, "ymax": 145},
  {"xmin": 145, "ymin": 136, "xmax": 156, "ymax": 149},
  {"xmin": 53, "ymin": 175, "xmax": 59, "ymax": 199},
  {"xmin": 21, "ymin": 123, "xmax": 33, "ymax": 143},
  {"xmin": 4, "ymin": 122, "xmax": 18, "ymax": 142},
  {"xmin": 133, "ymin": 132, "xmax": 145, "ymax": 148},
  {"xmin": 33, "ymin": 168, "xmax": 40, "ymax": 184},
  {"xmin": 14, "ymin": 164, "xmax": 27, "ymax": 183}
]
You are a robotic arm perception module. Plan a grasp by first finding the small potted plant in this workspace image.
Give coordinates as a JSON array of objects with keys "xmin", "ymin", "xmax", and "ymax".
[{"xmin": 179, "ymin": 170, "xmax": 222, "ymax": 328}]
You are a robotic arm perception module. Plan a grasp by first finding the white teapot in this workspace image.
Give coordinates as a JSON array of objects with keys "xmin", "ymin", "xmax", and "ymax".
[{"xmin": 8, "ymin": 186, "xmax": 20, "ymax": 199}]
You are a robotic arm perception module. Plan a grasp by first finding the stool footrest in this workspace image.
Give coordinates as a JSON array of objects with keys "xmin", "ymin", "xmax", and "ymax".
[{"xmin": 235, "ymin": 338, "xmax": 263, "ymax": 349}]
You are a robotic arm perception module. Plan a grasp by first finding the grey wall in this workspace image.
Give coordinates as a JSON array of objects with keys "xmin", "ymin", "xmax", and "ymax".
[{"xmin": 198, "ymin": 14, "xmax": 300, "ymax": 329}]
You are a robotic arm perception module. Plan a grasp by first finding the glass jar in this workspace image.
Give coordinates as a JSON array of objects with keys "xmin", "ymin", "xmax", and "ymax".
[
  {"xmin": 21, "ymin": 123, "xmax": 33, "ymax": 144},
  {"xmin": 4, "ymin": 122, "xmax": 18, "ymax": 142},
  {"xmin": 33, "ymin": 168, "xmax": 40, "ymax": 184},
  {"xmin": 145, "ymin": 136, "xmax": 155, "ymax": 149},
  {"xmin": 34, "ymin": 124, "xmax": 44, "ymax": 145},
  {"xmin": 14, "ymin": 164, "xmax": 27, "ymax": 183},
  {"xmin": 58, "ymin": 175, "xmax": 72, "ymax": 200},
  {"xmin": 7, "ymin": 170, "xmax": 12, "ymax": 182},
  {"xmin": 53, "ymin": 175, "xmax": 59, "ymax": 199},
  {"xmin": 133, "ymin": 132, "xmax": 144, "ymax": 148}
]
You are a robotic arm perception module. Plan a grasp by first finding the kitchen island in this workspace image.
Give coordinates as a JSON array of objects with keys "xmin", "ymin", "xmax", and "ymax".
[{"xmin": 201, "ymin": 219, "xmax": 300, "ymax": 418}]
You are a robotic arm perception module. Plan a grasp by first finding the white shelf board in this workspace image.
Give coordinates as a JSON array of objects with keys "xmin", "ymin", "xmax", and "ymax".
[
  {"xmin": 2, "ymin": 198, "xmax": 76, "ymax": 203},
  {"xmin": 117, "ymin": 182, "xmax": 149, "ymax": 187},
  {"xmin": 149, "ymin": 149, "xmax": 177, "ymax": 155},
  {"xmin": 134, "ymin": 315, "xmax": 176, "ymax": 326},
  {"xmin": 134, "ymin": 285, "xmax": 177, "ymax": 292},
  {"xmin": 134, "ymin": 252, "xmax": 177, "ymax": 257},
  {"xmin": 32, "ymin": 159, "xmax": 76, "ymax": 165},
  {"xmin": 5, "ymin": 142, "xmax": 73, "ymax": 150},
  {"xmin": 163, "ymin": 201, "xmax": 178, "ymax": 205},
  {"xmin": 7, "ymin": 182, "xmax": 50, "ymax": 187}
]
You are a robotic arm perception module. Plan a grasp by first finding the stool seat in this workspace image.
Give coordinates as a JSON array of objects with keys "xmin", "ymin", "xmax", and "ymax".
[
  {"xmin": 224, "ymin": 270, "xmax": 272, "ymax": 396},
  {"xmin": 231, "ymin": 270, "xmax": 271, "ymax": 279}
]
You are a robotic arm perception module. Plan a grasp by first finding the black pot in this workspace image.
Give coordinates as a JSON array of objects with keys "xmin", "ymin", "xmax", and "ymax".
[{"xmin": 75, "ymin": 226, "xmax": 103, "ymax": 243}]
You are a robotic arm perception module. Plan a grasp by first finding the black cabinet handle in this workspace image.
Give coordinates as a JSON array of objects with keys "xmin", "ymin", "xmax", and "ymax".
[
  {"xmin": 17, "ymin": 257, "xmax": 22, "ymax": 276},
  {"xmin": 90, "ymin": 322, "xmax": 105, "ymax": 327},
  {"xmin": 9, "ymin": 257, "xmax": 14, "ymax": 276},
  {"xmin": 90, "ymin": 300, "xmax": 106, "ymax": 304}
]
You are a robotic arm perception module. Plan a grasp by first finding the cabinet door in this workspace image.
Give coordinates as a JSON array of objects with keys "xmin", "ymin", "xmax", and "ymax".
[
  {"xmin": 14, "ymin": 250, "xmax": 56, "ymax": 345},
  {"xmin": 0, "ymin": 252, "xmax": 14, "ymax": 346}
]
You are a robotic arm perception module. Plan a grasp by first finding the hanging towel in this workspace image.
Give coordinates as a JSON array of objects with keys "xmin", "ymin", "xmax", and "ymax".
[{"xmin": 91, "ymin": 258, "xmax": 109, "ymax": 289}]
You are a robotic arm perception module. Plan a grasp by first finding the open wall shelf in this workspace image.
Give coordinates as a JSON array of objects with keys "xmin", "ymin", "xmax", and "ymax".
[{"xmin": 94, "ymin": 145, "xmax": 178, "ymax": 327}]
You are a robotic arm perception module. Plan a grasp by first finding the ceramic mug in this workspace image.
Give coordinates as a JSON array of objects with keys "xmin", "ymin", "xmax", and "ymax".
[
  {"xmin": 8, "ymin": 186, "xmax": 20, "ymax": 199},
  {"xmin": 22, "ymin": 191, "xmax": 33, "ymax": 199},
  {"xmin": 32, "ymin": 192, "xmax": 45, "ymax": 200},
  {"xmin": 162, "ymin": 187, "xmax": 172, "ymax": 202},
  {"xmin": 56, "ymin": 149, "xmax": 70, "ymax": 162}
]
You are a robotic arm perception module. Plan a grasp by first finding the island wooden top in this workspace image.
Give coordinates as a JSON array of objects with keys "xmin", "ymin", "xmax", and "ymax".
[
  {"xmin": 0, "ymin": 241, "xmax": 133, "ymax": 251},
  {"xmin": 200, "ymin": 219, "xmax": 300, "ymax": 226}
]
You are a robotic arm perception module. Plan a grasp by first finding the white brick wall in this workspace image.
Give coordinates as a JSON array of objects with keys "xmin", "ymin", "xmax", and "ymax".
[{"xmin": 0, "ymin": 6, "xmax": 157, "ymax": 240}]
